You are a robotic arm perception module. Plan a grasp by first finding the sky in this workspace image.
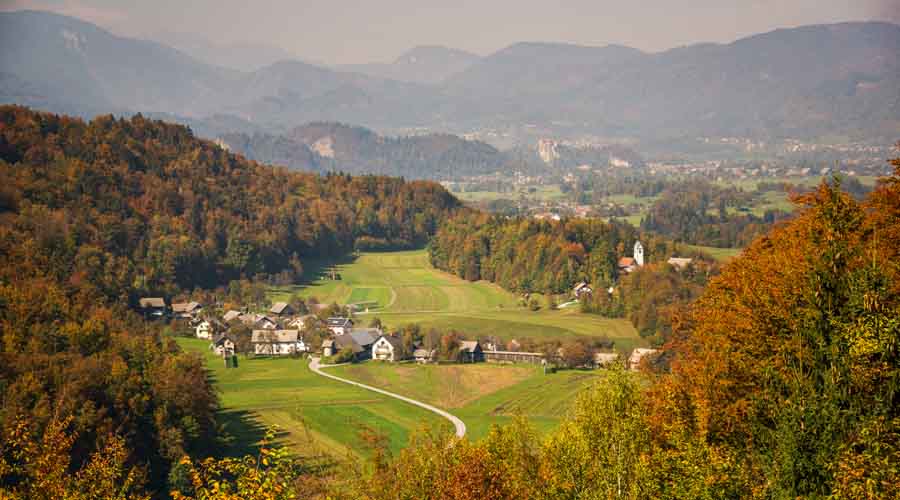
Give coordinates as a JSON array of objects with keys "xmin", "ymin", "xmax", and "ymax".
[{"xmin": 2, "ymin": 0, "xmax": 900, "ymax": 64}]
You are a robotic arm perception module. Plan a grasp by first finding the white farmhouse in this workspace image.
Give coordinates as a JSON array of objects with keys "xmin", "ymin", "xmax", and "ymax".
[
  {"xmin": 628, "ymin": 348, "xmax": 659, "ymax": 371},
  {"xmin": 195, "ymin": 320, "xmax": 213, "ymax": 339},
  {"xmin": 372, "ymin": 335, "xmax": 405, "ymax": 362},
  {"xmin": 326, "ymin": 317, "xmax": 354, "ymax": 335},
  {"xmin": 212, "ymin": 334, "xmax": 235, "ymax": 357},
  {"xmin": 252, "ymin": 330, "xmax": 307, "ymax": 356}
]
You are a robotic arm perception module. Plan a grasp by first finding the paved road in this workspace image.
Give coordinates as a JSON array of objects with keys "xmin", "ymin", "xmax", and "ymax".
[{"xmin": 308, "ymin": 357, "xmax": 466, "ymax": 438}]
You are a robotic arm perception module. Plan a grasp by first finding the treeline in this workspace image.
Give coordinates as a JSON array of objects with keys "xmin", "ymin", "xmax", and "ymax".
[
  {"xmin": 641, "ymin": 180, "xmax": 791, "ymax": 247},
  {"xmin": 177, "ymin": 156, "xmax": 900, "ymax": 499},
  {"xmin": 581, "ymin": 259, "xmax": 714, "ymax": 345},
  {"xmin": 428, "ymin": 212, "xmax": 709, "ymax": 295},
  {"xmin": 0, "ymin": 106, "xmax": 460, "ymax": 498}
]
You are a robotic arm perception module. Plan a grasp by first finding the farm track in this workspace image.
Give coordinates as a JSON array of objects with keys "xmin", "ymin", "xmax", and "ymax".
[{"xmin": 309, "ymin": 357, "xmax": 467, "ymax": 438}]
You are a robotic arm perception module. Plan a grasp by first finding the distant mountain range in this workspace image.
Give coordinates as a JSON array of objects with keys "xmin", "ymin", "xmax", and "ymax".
[
  {"xmin": 2, "ymin": 10, "xmax": 899, "ymax": 149},
  {"xmin": 221, "ymin": 122, "xmax": 645, "ymax": 180},
  {"xmin": 339, "ymin": 46, "xmax": 481, "ymax": 84}
]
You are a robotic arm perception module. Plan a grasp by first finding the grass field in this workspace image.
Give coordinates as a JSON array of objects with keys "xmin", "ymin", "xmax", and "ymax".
[
  {"xmin": 269, "ymin": 250, "xmax": 642, "ymax": 350},
  {"xmin": 177, "ymin": 338, "xmax": 447, "ymax": 459},
  {"xmin": 327, "ymin": 362, "xmax": 607, "ymax": 440},
  {"xmin": 683, "ymin": 244, "xmax": 743, "ymax": 262},
  {"xmin": 454, "ymin": 185, "xmax": 566, "ymax": 203}
]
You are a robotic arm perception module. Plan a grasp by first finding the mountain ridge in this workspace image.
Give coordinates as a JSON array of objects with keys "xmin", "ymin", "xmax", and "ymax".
[{"xmin": 2, "ymin": 10, "xmax": 898, "ymax": 142}]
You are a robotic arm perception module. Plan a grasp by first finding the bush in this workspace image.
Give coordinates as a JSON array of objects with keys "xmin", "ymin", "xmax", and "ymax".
[{"xmin": 332, "ymin": 347, "xmax": 356, "ymax": 364}]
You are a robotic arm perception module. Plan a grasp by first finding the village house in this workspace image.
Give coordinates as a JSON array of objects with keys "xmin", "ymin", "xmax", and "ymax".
[
  {"xmin": 459, "ymin": 340, "xmax": 484, "ymax": 363},
  {"xmin": 326, "ymin": 317, "xmax": 354, "ymax": 335},
  {"xmin": 372, "ymin": 335, "xmax": 405, "ymax": 362},
  {"xmin": 573, "ymin": 281, "xmax": 593, "ymax": 298},
  {"xmin": 212, "ymin": 333, "xmax": 236, "ymax": 357},
  {"xmin": 195, "ymin": 318, "xmax": 226, "ymax": 340},
  {"xmin": 321, "ymin": 339, "xmax": 337, "ymax": 357},
  {"xmin": 483, "ymin": 349, "xmax": 544, "ymax": 364},
  {"xmin": 593, "ymin": 352, "xmax": 620, "ymax": 368},
  {"xmin": 618, "ymin": 240, "xmax": 646, "ymax": 274},
  {"xmin": 172, "ymin": 301, "xmax": 202, "ymax": 319},
  {"xmin": 139, "ymin": 297, "xmax": 167, "ymax": 319},
  {"xmin": 241, "ymin": 313, "xmax": 278, "ymax": 330},
  {"xmin": 666, "ymin": 257, "xmax": 693, "ymax": 270},
  {"xmin": 628, "ymin": 348, "xmax": 659, "ymax": 371},
  {"xmin": 349, "ymin": 328, "xmax": 379, "ymax": 352},
  {"xmin": 251, "ymin": 329, "xmax": 307, "ymax": 356},
  {"xmin": 269, "ymin": 302, "xmax": 295, "ymax": 317},
  {"xmin": 287, "ymin": 314, "xmax": 316, "ymax": 330},
  {"xmin": 617, "ymin": 257, "xmax": 637, "ymax": 273},
  {"xmin": 413, "ymin": 348, "xmax": 436, "ymax": 364},
  {"xmin": 222, "ymin": 310, "xmax": 242, "ymax": 323},
  {"xmin": 329, "ymin": 335, "xmax": 365, "ymax": 360}
]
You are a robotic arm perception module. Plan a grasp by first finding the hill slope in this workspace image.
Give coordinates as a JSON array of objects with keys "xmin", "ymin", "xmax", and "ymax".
[{"xmin": 221, "ymin": 122, "xmax": 509, "ymax": 179}]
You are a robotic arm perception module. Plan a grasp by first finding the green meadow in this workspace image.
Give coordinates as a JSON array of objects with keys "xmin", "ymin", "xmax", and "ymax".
[
  {"xmin": 195, "ymin": 249, "xmax": 641, "ymax": 458},
  {"xmin": 683, "ymin": 244, "xmax": 744, "ymax": 262},
  {"xmin": 269, "ymin": 249, "xmax": 642, "ymax": 350},
  {"xmin": 177, "ymin": 338, "xmax": 448, "ymax": 459},
  {"xmin": 327, "ymin": 362, "xmax": 607, "ymax": 440}
]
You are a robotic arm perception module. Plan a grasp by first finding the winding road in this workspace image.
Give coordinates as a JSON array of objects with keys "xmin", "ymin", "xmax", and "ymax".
[{"xmin": 308, "ymin": 357, "xmax": 466, "ymax": 438}]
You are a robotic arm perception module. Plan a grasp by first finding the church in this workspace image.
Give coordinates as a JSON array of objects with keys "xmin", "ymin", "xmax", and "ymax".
[{"xmin": 617, "ymin": 241, "xmax": 644, "ymax": 274}]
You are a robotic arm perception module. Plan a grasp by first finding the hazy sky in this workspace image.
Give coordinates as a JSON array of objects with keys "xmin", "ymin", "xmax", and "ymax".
[{"xmin": 3, "ymin": 0, "xmax": 900, "ymax": 64}]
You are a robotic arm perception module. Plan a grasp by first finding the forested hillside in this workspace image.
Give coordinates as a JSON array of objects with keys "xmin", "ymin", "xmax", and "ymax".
[
  {"xmin": 0, "ymin": 106, "xmax": 461, "ymax": 498},
  {"xmin": 0, "ymin": 106, "xmax": 461, "ymax": 301},
  {"xmin": 221, "ymin": 122, "xmax": 508, "ymax": 179}
]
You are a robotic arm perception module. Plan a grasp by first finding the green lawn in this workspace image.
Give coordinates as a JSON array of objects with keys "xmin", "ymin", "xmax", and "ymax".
[
  {"xmin": 454, "ymin": 185, "xmax": 566, "ymax": 203},
  {"xmin": 269, "ymin": 250, "xmax": 641, "ymax": 349},
  {"xmin": 177, "ymin": 338, "xmax": 447, "ymax": 459},
  {"xmin": 683, "ymin": 244, "xmax": 744, "ymax": 262},
  {"xmin": 327, "ymin": 362, "xmax": 608, "ymax": 440}
]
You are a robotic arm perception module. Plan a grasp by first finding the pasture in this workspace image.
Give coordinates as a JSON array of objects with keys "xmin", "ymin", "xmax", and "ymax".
[
  {"xmin": 327, "ymin": 362, "xmax": 607, "ymax": 440},
  {"xmin": 683, "ymin": 244, "xmax": 743, "ymax": 262},
  {"xmin": 269, "ymin": 250, "xmax": 641, "ymax": 349},
  {"xmin": 177, "ymin": 338, "xmax": 447, "ymax": 458}
]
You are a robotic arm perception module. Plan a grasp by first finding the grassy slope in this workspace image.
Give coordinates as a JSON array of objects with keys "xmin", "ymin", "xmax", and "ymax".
[
  {"xmin": 683, "ymin": 244, "xmax": 744, "ymax": 262},
  {"xmin": 270, "ymin": 250, "xmax": 641, "ymax": 349},
  {"xmin": 177, "ymin": 338, "xmax": 447, "ymax": 458},
  {"xmin": 327, "ymin": 362, "xmax": 606, "ymax": 440}
]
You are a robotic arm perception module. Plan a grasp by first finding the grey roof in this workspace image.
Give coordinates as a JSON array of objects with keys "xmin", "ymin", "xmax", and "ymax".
[
  {"xmin": 333, "ymin": 334, "xmax": 363, "ymax": 354},
  {"xmin": 222, "ymin": 310, "xmax": 242, "ymax": 322},
  {"xmin": 139, "ymin": 297, "xmax": 166, "ymax": 308},
  {"xmin": 270, "ymin": 302, "xmax": 292, "ymax": 315},
  {"xmin": 375, "ymin": 335, "xmax": 403, "ymax": 350},
  {"xmin": 251, "ymin": 330, "xmax": 301, "ymax": 343},
  {"xmin": 172, "ymin": 301, "xmax": 201, "ymax": 313},
  {"xmin": 349, "ymin": 328, "xmax": 380, "ymax": 347},
  {"xmin": 327, "ymin": 317, "xmax": 353, "ymax": 327},
  {"xmin": 242, "ymin": 314, "xmax": 278, "ymax": 327},
  {"xmin": 213, "ymin": 333, "xmax": 234, "ymax": 345}
]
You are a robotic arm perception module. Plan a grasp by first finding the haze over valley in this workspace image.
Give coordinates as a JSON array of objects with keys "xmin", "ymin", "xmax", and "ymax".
[{"xmin": 2, "ymin": 3, "xmax": 900, "ymax": 499}]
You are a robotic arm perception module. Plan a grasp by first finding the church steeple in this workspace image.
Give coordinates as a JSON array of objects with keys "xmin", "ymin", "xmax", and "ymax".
[{"xmin": 634, "ymin": 240, "xmax": 644, "ymax": 267}]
